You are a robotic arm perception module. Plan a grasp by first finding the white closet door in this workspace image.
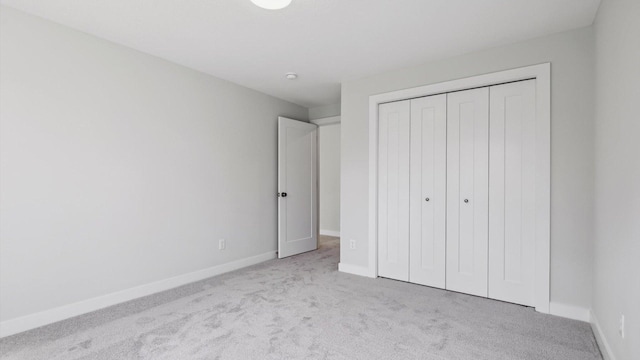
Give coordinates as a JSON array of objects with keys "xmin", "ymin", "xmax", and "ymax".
[
  {"xmin": 378, "ymin": 100, "xmax": 411, "ymax": 281},
  {"xmin": 409, "ymin": 94, "xmax": 447, "ymax": 288},
  {"xmin": 446, "ymin": 88, "xmax": 489, "ymax": 297},
  {"xmin": 488, "ymin": 80, "xmax": 536, "ymax": 306}
]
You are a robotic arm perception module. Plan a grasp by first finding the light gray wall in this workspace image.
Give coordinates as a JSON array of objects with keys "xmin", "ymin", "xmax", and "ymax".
[
  {"xmin": 0, "ymin": 6, "xmax": 307, "ymax": 322},
  {"xmin": 309, "ymin": 103, "xmax": 340, "ymax": 120},
  {"xmin": 592, "ymin": 1, "xmax": 640, "ymax": 359},
  {"xmin": 340, "ymin": 27, "xmax": 595, "ymax": 310},
  {"xmin": 318, "ymin": 123, "xmax": 340, "ymax": 234}
]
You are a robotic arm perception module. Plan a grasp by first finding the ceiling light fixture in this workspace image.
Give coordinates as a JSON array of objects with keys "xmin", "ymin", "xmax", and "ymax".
[
  {"xmin": 285, "ymin": 72, "xmax": 298, "ymax": 80},
  {"xmin": 251, "ymin": 0, "xmax": 292, "ymax": 10}
]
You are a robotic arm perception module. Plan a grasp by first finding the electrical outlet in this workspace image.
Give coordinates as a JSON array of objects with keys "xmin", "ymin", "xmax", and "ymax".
[
  {"xmin": 349, "ymin": 239, "xmax": 356, "ymax": 250},
  {"xmin": 619, "ymin": 315, "xmax": 625, "ymax": 339},
  {"xmin": 219, "ymin": 239, "xmax": 226, "ymax": 250}
]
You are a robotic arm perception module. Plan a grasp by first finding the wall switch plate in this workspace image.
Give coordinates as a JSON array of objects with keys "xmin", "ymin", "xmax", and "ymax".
[
  {"xmin": 219, "ymin": 239, "xmax": 226, "ymax": 250},
  {"xmin": 349, "ymin": 239, "xmax": 356, "ymax": 250},
  {"xmin": 619, "ymin": 315, "xmax": 625, "ymax": 339}
]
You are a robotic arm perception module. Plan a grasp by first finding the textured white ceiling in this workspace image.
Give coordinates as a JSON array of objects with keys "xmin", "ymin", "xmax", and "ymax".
[{"xmin": 0, "ymin": 0, "xmax": 601, "ymax": 108}]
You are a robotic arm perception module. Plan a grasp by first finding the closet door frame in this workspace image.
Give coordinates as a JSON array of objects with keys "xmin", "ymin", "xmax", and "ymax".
[{"xmin": 365, "ymin": 63, "xmax": 551, "ymax": 314}]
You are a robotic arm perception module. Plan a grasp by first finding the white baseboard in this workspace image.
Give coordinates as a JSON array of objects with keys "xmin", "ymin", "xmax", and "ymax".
[
  {"xmin": 338, "ymin": 262, "xmax": 375, "ymax": 278},
  {"xmin": 320, "ymin": 229, "xmax": 340, "ymax": 237},
  {"xmin": 548, "ymin": 302, "xmax": 591, "ymax": 322},
  {"xmin": 590, "ymin": 311, "xmax": 616, "ymax": 360},
  {"xmin": 0, "ymin": 250, "xmax": 277, "ymax": 338}
]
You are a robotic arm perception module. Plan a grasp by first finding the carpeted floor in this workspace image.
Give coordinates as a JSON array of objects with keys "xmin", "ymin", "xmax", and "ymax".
[{"xmin": 0, "ymin": 236, "xmax": 602, "ymax": 360}]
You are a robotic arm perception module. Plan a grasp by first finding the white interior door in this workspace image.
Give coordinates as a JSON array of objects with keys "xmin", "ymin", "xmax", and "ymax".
[
  {"xmin": 488, "ymin": 80, "xmax": 536, "ymax": 306},
  {"xmin": 278, "ymin": 117, "xmax": 318, "ymax": 258},
  {"xmin": 377, "ymin": 100, "xmax": 411, "ymax": 281},
  {"xmin": 446, "ymin": 88, "xmax": 489, "ymax": 297},
  {"xmin": 409, "ymin": 94, "xmax": 447, "ymax": 288}
]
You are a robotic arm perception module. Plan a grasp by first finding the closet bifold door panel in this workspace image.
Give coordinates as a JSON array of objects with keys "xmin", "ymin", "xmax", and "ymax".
[
  {"xmin": 445, "ymin": 88, "xmax": 490, "ymax": 297},
  {"xmin": 488, "ymin": 80, "xmax": 536, "ymax": 306},
  {"xmin": 377, "ymin": 100, "xmax": 411, "ymax": 281},
  {"xmin": 409, "ymin": 94, "xmax": 447, "ymax": 288}
]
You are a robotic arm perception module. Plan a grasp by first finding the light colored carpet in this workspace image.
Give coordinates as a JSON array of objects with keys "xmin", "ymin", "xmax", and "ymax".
[{"xmin": 0, "ymin": 236, "xmax": 601, "ymax": 360}]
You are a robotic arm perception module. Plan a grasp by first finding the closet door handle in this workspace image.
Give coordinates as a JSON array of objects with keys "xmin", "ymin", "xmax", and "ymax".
[
  {"xmin": 464, "ymin": 199, "xmax": 469, "ymax": 203},
  {"xmin": 425, "ymin": 197, "xmax": 430, "ymax": 202}
]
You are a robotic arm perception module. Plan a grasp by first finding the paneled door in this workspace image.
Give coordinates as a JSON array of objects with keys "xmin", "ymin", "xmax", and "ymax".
[
  {"xmin": 377, "ymin": 100, "xmax": 411, "ymax": 281},
  {"xmin": 278, "ymin": 117, "xmax": 318, "ymax": 258},
  {"xmin": 409, "ymin": 94, "xmax": 447, "ymax": 288},
  {"xmin": 488, "ymin": 80, "xmax": 537, "ymax": 306},
  {"xmin": 446, "ymin": 88, "xmax": 489, "ymax": 297}
]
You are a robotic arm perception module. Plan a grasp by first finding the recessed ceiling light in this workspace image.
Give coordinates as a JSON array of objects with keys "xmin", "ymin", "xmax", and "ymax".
[
  {"xmin": 251, "ymin": 0, "xmax": 292, "ymax": 10},
  {"xmin": 285, "ymin": 72, "xmax": 298, "ymax": 80}
]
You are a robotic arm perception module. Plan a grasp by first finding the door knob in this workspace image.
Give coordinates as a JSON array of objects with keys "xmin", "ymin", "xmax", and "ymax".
[
  {"xmin": 281, "ymin": 192, "xmax": 288, "ymax": 197},
  {"xmin": 464, "ymin": 199, "xmax": 469, "ymax": 203},
  {"xmin": 425, "ymin": 197, "xmax": 430, "ymax": 202}
]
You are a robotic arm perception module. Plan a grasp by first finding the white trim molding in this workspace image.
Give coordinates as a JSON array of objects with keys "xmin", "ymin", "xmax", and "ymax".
[
  {"xmin": 367, "ymin": 63, "xmax": 551, "ymax": 313},
  {"xmin": 0, "ymin": 251, "xmax": 277, "ymax": 338},
  {"xmin": 310, "ymin": 115, "xmax": 341, "ymax": 126},
  {"xmin": 591, "ymin": 311, "xmax": 617, "ymax": 360},
  {"xmin": 320, "ymin": 229, "xmax": 341, "ymax": 237},
  {"xmin": 549, "ymin": 302, "xmax": 591, "ymax": 322},
  {"xmin": 338, "ymin": 263, "xmax": 375, "ymax": 278}
]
